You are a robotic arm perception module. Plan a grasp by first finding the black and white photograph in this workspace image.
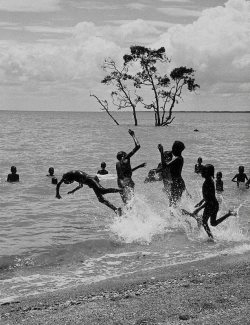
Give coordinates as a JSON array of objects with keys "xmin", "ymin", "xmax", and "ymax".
[{"xmin": 0, "ymin": 0, "xmax": 249, "ymax": 324}]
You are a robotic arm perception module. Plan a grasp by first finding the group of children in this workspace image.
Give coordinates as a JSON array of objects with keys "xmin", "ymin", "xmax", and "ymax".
[
  {"xmin": 6, "ymin": 129, "xmax": 248, "ymax": 240},
  {"xmin": 194, "ymin": 157, "xmax": 250, "ymax": 190}
]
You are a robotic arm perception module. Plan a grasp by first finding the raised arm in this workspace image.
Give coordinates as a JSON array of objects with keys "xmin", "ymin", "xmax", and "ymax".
[
  {"xmin": 157, "ymin": 144, "xmax": 166, "ymax": 169},
  {"xmin": 125, "ymin": 129, "xmax": 141, "ymax": 159}
]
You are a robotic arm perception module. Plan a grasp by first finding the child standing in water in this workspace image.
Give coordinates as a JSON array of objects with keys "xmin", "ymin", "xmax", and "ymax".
[
  {"xmin": 7, "ymin": 166, "xmax": 19, "ymax": 182},
  {"xmin": 97, "ymin": 162, "xmax": 109, "ymax": 175},
  {"xmin": 158, "ymin": 141, "xmax": 186, "ymax": 207},
  {"xmin": 194, "ymin": 157, "xmax": 203, "ymax": 174},
  {"xmin": 189, "ymin": 164, "xmax": 236, "ymax": 240},
  {"xmin": 216, "ymin": 171, "xmax": 224, "ymax": 192},
  {"xmin": 232, "ymin": 166, "xmax": 248, "ymax": 187},
  {"xmin": 47, "ymin": 167, "xmax": 58, "ymax": 184},
  {"xmin": 155, "ymin": 150, "xmax": 173, "ymax": 198}
]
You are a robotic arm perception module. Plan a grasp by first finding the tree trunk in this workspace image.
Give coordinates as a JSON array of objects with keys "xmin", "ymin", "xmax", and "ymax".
[
  {"xmin": 132, "ymin": 105, "xmax": 138, "ymax": 126},
  {"xmin": 90, "ymin": 94, "xmax": 120, "ymax": 125}
]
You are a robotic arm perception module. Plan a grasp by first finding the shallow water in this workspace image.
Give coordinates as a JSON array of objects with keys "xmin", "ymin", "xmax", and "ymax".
[{"xmin": 0, "ymin": 111, "xmax": 249, "ymax": 303}]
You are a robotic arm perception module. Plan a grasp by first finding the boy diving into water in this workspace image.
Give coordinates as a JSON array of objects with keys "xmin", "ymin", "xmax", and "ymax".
[{"xmin": 56, "ymin": 170, "xmax": 122, "ymax": 215}]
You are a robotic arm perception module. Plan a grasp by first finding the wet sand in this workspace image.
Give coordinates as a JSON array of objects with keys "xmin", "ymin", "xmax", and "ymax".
[{"xmin": 1, "ymin": 252, "xmax": 249, "ymax": 325}]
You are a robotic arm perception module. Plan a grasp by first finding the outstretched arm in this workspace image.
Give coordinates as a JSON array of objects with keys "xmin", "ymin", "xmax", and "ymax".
[
  {"xmin": 132, "ymin": 162, "xmax": 146, "ymax": 173},
  {"xmin": 125, "ymin": 129, "xmax": 141, "ymax": 159},
  {"xmin": 56, "ymin": 179, "xmax": 64, "ymax": 199},
  {"xmin": 67, "ymin": 183, "xmax": 83, "ymax": 195}
]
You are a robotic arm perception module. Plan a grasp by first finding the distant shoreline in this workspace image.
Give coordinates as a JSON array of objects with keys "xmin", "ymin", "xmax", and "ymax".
[{"xmin": 0, "ymin": 110, "xmax": 249, "ymax": 113}]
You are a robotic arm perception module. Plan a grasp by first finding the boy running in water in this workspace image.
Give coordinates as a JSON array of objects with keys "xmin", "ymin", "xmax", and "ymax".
[
  {"xmin": 188, "ymin": 164, "xmax": 236, "ymax": 239},
  {"xmin": 56, "ymin": 170, "xmax": 122, "ymax": 215}
]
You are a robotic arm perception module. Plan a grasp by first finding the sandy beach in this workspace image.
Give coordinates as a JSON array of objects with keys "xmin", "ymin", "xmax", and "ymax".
[{"xmin": 1, "ymin": 252, "xmax": 249, "ymax": 325}]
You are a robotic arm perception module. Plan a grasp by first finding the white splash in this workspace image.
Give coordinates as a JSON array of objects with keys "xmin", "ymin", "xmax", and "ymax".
[{"xmin": 109, "ymin": 194, "xmax": 168, "ymax": 243}]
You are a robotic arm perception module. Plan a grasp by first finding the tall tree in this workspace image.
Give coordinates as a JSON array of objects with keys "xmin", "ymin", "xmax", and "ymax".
[
  {"xmin": 123, "ymin": 46, "xmax": 200, "ymax": 126},
  {"xmin": 92, "ymin": 46, "xmax": 199, "ymax": 126}
]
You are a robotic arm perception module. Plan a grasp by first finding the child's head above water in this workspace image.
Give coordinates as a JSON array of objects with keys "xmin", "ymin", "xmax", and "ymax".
[
  {"xmin": 11, "ymin": 166, "xmax": 17, "ymax": 174},
  {"xmin": 202, "ymin": 164, "xmax": 215, "ymax": 179},
  {"xmin": 238, "ymin": 166, "xmax": 244, "ymax": 173},
  {"xmin": 197, "ymin": 157, "xmax": 202, "ymax": 164},
  {"xmin": 172, "ymin": 141, "xmax": 185, "ymax": 156},
  {"xmin": 48, "ymin": 167, "xmax": 54, "ymax": 176},
  {"xmin": 216, "ymin": 171, "xmax": 222, "ymax": 179},
  {"xmin": 101, "ymin": 162, "xmax": 106, "ymax": 169},
  {"xmin": 116, "ymin": 151, "xmax": 126, "ymax": 161}
]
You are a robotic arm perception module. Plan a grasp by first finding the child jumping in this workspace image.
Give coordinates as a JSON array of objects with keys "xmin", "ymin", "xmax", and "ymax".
[{"xmin": 56, "ymin": 170, "xmax": 122, "ymax": 215}]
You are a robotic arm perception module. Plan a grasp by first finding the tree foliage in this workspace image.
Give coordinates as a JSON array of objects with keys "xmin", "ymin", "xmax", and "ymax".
[{"xmin": 93, "ymin": 46, "xmax": 199, "ymax": 126}]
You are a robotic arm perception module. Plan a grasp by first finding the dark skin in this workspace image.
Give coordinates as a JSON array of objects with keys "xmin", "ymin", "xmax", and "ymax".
[
  {"xmin": 158, "ymin": 143, "xmax": 186, "ymax": 206},
  {"xmin": 195, "ymin": 158, "xmax": 203, "ymax": 174},
  {"xmin": 97, "ymin": 163, "xmax": 108, "ymax": 175},
  {"xmin": 232, "ymin": 171, "xmax": 248, "ymax": 187},
  {"xmin": 116, "ymin": 129, "xmax": 146, "ymax": 203},
  {"xmin": 7, "ymin": 167, "xmax": 19, "ymax": 182},
  {"xmin": 186, "ymin": 169, "xmax": 236, "ymax": 239},
  {"xmin": 47, "ymin": 168, "xmax": 55, "ymax": 177},
  {"xmin": 56, "ymin": 170, "xmax": 122, "ymax": 214},
  {"xmin": 216, "ymin": 175, "xmax": 224, "ymax": 192}
]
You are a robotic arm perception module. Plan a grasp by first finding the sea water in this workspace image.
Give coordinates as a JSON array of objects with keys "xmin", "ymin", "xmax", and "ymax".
[{"xmin": 0, "ymin": 110, "xmax": 249, "ymax": 303}]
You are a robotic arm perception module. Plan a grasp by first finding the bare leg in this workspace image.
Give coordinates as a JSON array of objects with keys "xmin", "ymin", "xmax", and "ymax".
[
  {"xmin": 99, "ymin": 187, "xmax": 123, "ymax": 195},
  {"xmin": 210, "ymin": 211, "xmax": 234, "ymax": 226},
  {"xmin": 203, "ymin": 214, "xmax": 214, "ymax": 239},
  {"xmin": 93, "ymin": 188, "xmax": 121, "ymax": 214},
  {"xmin": 203, "ymin": 221, "xmax": 214, "ymax": 239}
]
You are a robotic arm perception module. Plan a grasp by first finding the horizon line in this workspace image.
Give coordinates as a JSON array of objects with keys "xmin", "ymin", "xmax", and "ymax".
[{"xmin": 0, "ymin": 110, "xmax": 249, "ymax": 113}]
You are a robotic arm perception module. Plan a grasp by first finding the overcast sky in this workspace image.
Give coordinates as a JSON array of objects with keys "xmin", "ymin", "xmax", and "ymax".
[{"xmin": 0, "ymin": 0, "xmax": 249, "ymax": 111}]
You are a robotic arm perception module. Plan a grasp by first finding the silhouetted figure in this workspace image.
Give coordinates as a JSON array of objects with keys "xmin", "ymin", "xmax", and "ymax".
[
  {"xmin": 47, "ymin": 167, "xmax": 55, "ymax": 177},
  {"xmin": 7, "ymin": 166, "xmax": 19, "ymax": 182},
  {"xmin": 188, "ymin": 164, "xmax": 236, "ymax": 239},
  {"xmin": 216, "ymin": 171, "xmax": 224, "ymax": 192},
  {"xmin": 158, "ymin": 141, "xmax": 186, "ymax": 206},
  {"xmin": 155, "ymin": 151, "xmax": 173, "ymax": 199},
  {"xmin": 47, "ymin": 167, "xmax": 58, "ymax": 185},
  {"xmin": 232, "ymin": 166, "xmax": 248, "ymax": 187},
  {"xmin": 116, "ymin": 129, "xmax": 146, "ymax": 203},
  {"xmin": 194, "ymin": 157, "xmax": 203, "ymax": 174},
  {"xmin": 97, "ymin": 162, "xmax": 109, "ymax": 175},
  {"xmin": 56, "ymin": 170, "xmax": 122, "ymax": 214}
]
